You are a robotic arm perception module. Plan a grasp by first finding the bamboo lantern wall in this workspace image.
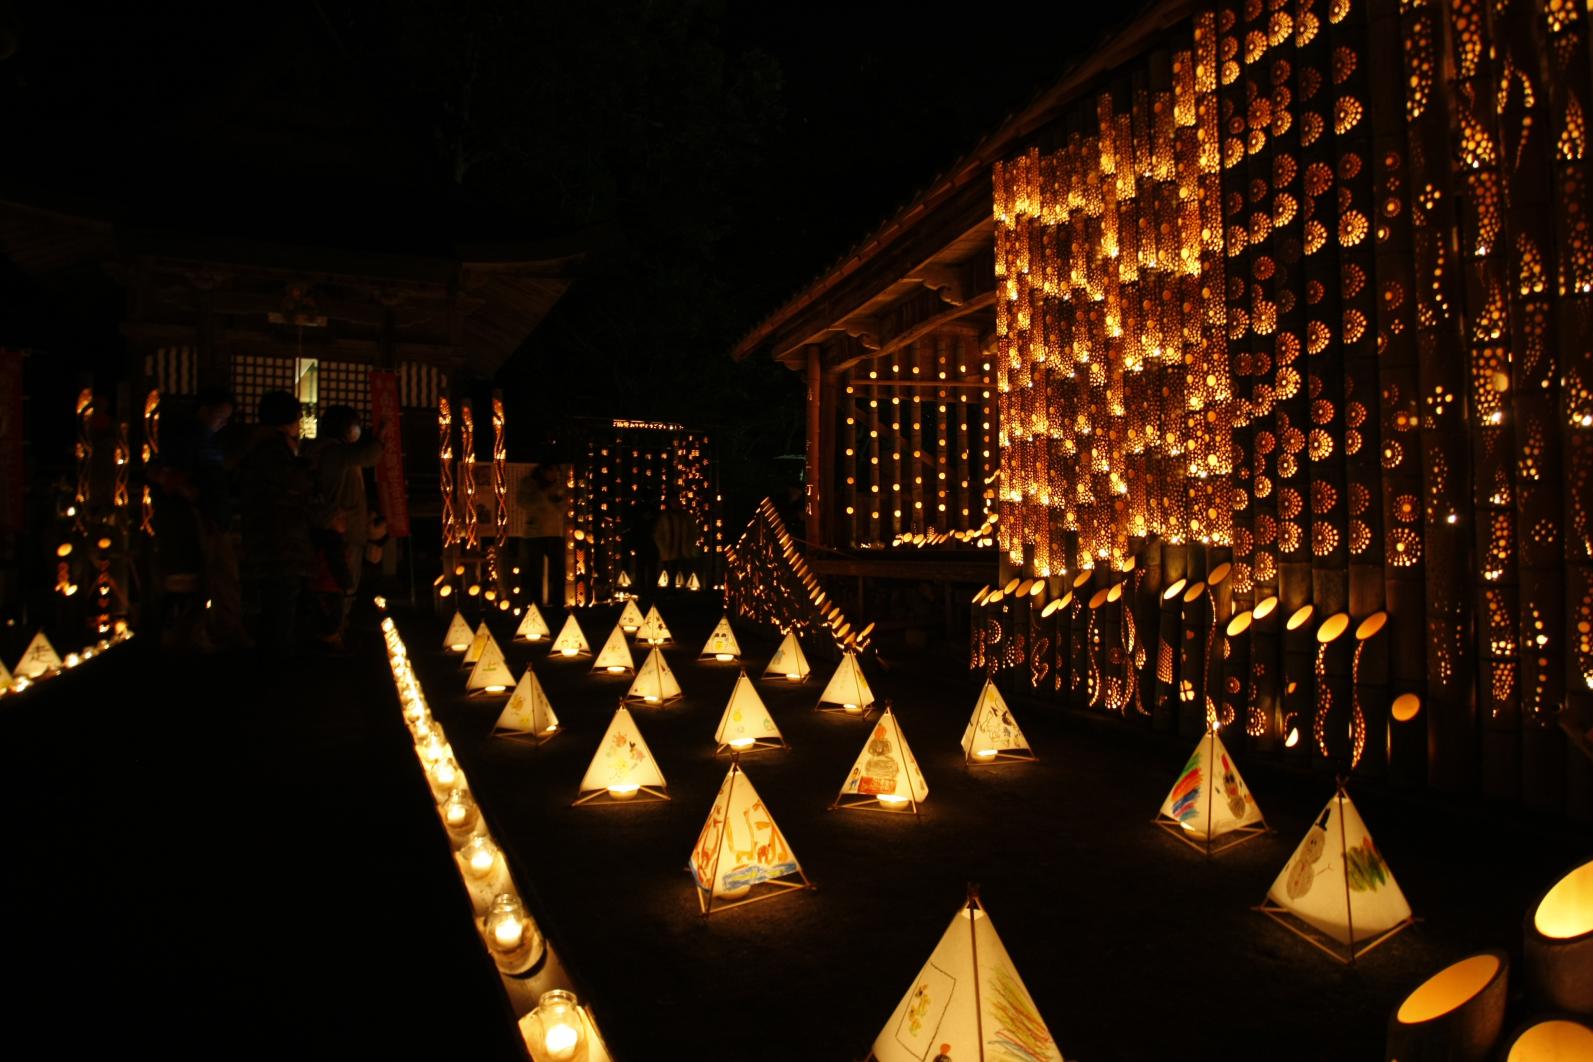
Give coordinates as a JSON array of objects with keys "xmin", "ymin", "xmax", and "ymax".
[
  {"xmin": 989, "ymin": 0, "xmax": 1593, "ymax": 815},
  {"xmin": 837, "ymin": 334, "xmax": 998, "ymax": 546}
]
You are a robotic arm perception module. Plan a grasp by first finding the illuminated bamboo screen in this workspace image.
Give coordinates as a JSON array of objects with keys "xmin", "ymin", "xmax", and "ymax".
[
  {"xmin": 566, "ymin": 421, "xmax": 723, "ymax": 605},
  {"xmin": 990, "ymin": 0, "xmax": 1593, "ymax": 812},
  {"xmin": 837, "ymin": 334, "xmax": 998, "ymax": 546},
  {"xmin": 725, "ymin": 498, "xmax": 870, "ymax": 654}
]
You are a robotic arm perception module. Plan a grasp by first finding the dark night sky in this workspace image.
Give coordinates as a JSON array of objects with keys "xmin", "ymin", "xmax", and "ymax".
[{"xmin": 0, "ymin": 1, "xmax": 1127, "ymax": 503}]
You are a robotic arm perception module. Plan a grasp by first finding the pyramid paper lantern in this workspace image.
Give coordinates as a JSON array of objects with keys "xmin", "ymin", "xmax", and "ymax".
[
  {"xmin": 816, "ymin": 650, "xmax": 874, "ymax": 714},
  {"xmin": 0, "ymin": 656, "xmax": 11, "ymax": 693},
  {"xmin": 700, "ymin": 616, "xmax": 742, "ymax": 661},
  {"xmin": 872, "ymin": 891, "xmax": 1064, "ymax": 1062},
  {"xmin": 687, "ymin": 571, "xmax": 702, "ymax": 591},
  {"xmin": 617, "ymin": 569, "xmax": 633, "ymax": 590},
  {"xmin": 617, "ymin": 599, "xmax": 645, "ymax": 632},
  {"xmin": 550, "ymin": 614, "xmax": 591, "ymax": 657},
  {"xmin": 466, "ymin": 635, "xmax": 515, "ymax": 695},
  {"xmin": 714, "ymin": 672, "xmax": 786, "ymax": 754},
  {"xmin": 1153, "ymin": 727, "xmax": 1266, "ymax": 854},
  {"xmin": 689, "ymin": 762, "xmax": 810, "ymax": 914},
  {"xmin": 493, "ymin": 668, "xmax": 560, "ymax": 745},
  {"xmin": 657, "ymin": 569, "xmax": 670, "ymax": 589},
  {"xmin": 833, "ymin": 706, "xmax": 927, "ymax": 814},
  {"xmin": 592, "ymin": 624, "xmax": 636, "ymax": 674},
  {"xmin": 514, "ymin": 603, "xmax": 551, "ymax": 642},
  {"xmin": 763, "ymin": 631, "xmax": 811, "ymax": 682},
  {"xmin": 461, "ymin": 622, "xmax": 492, "ymax": 670},
  {"xmin": 574, "ymin": 706, "xmax": 668, "ymax": 804},
  {"xmin": 960, "ymin": 679, "xmax": 1035, "ymax": 764},
  {"xmin": 625, "ymin": 647, "xmax": 682, "ymax": 706},
  {"xmin": 674, "ymin": 570, "xmax": 685, "ymax": 588},
  {"xmin": 635, "ymin": 605, "xmax": 673, "ymax": 646},
  {"xmin": 442, "ymin": 611, "xmax": 474, "ymax": 652},
  {"xmin": 1259, "ymin": 782, "xmax": 1413, "ymax": 962}
]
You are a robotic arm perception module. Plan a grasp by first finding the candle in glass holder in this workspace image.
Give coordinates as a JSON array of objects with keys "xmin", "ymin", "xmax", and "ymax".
[
  {"xmin": 492, "ymin": 915, "xmax": 524, "ymax": 951},
  {"xmin": 463, "ymin": 836, "xmax": 498, "ymax": 879}
]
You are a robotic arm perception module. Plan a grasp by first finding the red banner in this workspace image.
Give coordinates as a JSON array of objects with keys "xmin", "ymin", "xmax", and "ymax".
[
  {"xmin": 0, "ymin": 349, "xmax": 22, "ymax": 534},
  {"xmin": 369, "ymin": 370, "xmax": 410, "ymax": 538}
]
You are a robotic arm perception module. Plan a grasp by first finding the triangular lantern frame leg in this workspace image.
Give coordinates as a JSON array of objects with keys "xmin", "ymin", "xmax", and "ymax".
[
  {"xmin": 572, "ymin": 785, "xmax": 670, "ymax": 807},
  {"xmin": 493, "ymin": 728, "xmax": 557, "ymax": 749},
  {"xmin": 1254, "ymin": 899, "xmax": 1415, "ymax": 964},
  {"xmin": 714, "ymin": 737, "xmax": 789, "ymax": 757},
  {"xmin": 964, "ymin": 746, "xmax": 1038, "ymax": 766},
  {"xmin": 1151, "ymin": 814, "xmax": 1269, "ymax": 855},
  {"xmin": 815, "ymin": 702, "xmax": 878, "ymax": 717},
  {"xmin": 829, "ymin": 792, "xmax": 921, "ymax": 816}
]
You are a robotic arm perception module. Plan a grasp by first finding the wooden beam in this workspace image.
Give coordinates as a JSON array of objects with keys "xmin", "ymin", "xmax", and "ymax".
[{"xmin": 824, "ymin": 290, "xmax": 997, "ymax": 375}]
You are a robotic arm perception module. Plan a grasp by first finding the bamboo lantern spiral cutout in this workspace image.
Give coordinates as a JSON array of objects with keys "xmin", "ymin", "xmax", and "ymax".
[
  {"xmin": 1385, "ymin": 950, "xmax": 1509, "ymax": 1062},
  {"xmin": 1522, "ymin": 859, "xmax": 1593, "ymax": 1016}
]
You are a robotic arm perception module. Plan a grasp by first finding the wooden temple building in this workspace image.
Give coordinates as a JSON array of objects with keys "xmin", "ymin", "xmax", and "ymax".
[{"xmin": 736, "ymin": 0, "xmax": 1593, "ymax": 818}]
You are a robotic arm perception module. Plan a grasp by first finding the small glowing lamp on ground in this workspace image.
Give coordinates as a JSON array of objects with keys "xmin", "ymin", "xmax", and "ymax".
[
  {"xmin": 1386, "ymin": 951, "xmax": 1508, "ymax": 1062},
  {"xmin": 876, "ymin": 794, "xmax": 910, "ymax": 809},
  {"xmin": 442, "ymin": 788, "xmax": 479, "ymax": 833},
  {"xmin": 1502, "ymin": 1019, "xmax": 1593, "ymax": 1061},
  {"xmin": 462, "ymin": 835, "xmax": 500, "ymax": 881},
  {"xmin": 522, "ymin": 989, "xmax": 588, "ymax": 1062},
  {"xmin": 729, "ymin": 737, "xmax": 756, "ymax": 750},
  {"xmin": 607, "ymin": 782, "xmax": 640, "ymax": 800},
  {"xmin": 482, "ymin": 892, "xmax": 544, "ymax": 974},
  {"xmin": 1523, "ymin": 858, "xmax": 1593, "ymax": 1014}
]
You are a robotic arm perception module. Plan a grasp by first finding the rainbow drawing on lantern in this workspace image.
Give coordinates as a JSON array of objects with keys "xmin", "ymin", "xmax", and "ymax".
[
  {"xmin": 1167, "ymin": 750, "xmax": 1202, "ymax": 823},
  {"xmin": 986, "ymin": 966, "xmax": 1058, "ymax": 1062}
]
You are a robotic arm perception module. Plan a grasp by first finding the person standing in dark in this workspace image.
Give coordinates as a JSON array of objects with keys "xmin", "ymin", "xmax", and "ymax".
[
  {"xmin": 239, "ymin": 390, "xmax": 315, "ymax": 658},
  {"xmin": 148, "ymin": 386, "xmax": 239, "ymax": 650},
  {"xmin": 304, "ymin": 404, "xmax": 383, "ymax": 648}
]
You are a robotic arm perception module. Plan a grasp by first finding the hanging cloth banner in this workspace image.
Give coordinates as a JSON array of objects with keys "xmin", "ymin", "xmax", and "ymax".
[{"xmin": 369, "ymin": 370, "xmax": 410, "ymax": 537}]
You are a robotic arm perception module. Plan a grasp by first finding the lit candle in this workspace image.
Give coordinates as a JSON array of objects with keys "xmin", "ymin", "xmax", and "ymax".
[
  {"xmin": 432, "ymin": 761, "xmax": 458, "ymax": 790},
  {"xmin": 466, "ymin": 847, "xmax": 496, "ymax": 879},
  {"xmin": 975, "ymin": 749, "xmax": 998, "ymax": 760},
  {"xmin": 606, "ymin": 666, "xmax": 625, "ymax": 674},
  {"xmin": 644, "ymin": 695, "xmax": 659, "ymax": 704},
  {"xmin": 561, "ymin": 647, "xmax": 577, "ymax": 657},
  {"xmin": 485, "ymin": 684, "xmax": 507, "ymax": 694},
  {"xmin": 492, "ymin": 916, "xmax": 524, "ymax": 951},
  {"xmin": 544, "ymin": 723, "xmax": 558, "ymax": 733},
  {"xmin": 877, "ymin": 794, "xmax": 910, "ymax": 809},
  {"xmin": 844, "ymin": 703, "xmax": 861, "ymax": 714},
  {"xmin": 715, "ymin": 653, "xmax": 734, "ymax": 662},
  {"xmin": 785, "ymin": 672, "xmax": 799, "ymax": 680},
  {"xmin": 544, "ymin": 1021, "xmax": 579, "ymax": 1061},
  {"xmin": 608, "ymin": 782, "xmax": 639, "ymax": 800},
  {"xmin": 451, "ymin": 642, "xmax": 469, "ymax": 652},
  {"xmin": 730, "ymin": 737, "xmax": 756, "ymax": 750}
]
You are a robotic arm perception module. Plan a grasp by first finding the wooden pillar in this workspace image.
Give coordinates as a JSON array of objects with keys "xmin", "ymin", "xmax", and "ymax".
[{"xmin": 805, "ymin": 345, "xmax": 823, "ymax": 547}]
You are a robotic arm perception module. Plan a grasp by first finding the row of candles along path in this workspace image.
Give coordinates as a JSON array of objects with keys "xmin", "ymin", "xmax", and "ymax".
[
  {"xmin": 379, "ymin": 603, "xmax": 611, "ymax": 1062},
  {"xmin": 0, "ymin": 624, "xmax": 134, "ymax": 699},
  {"xmin": 404, "ymin": 597, "xmax": 1593, "ymax": 1058}
]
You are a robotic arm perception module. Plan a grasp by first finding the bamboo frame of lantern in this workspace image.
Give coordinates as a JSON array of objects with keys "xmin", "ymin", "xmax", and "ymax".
[{"xmin": 139, "ymin": 389, "xmax": 159, "ymax": 537}]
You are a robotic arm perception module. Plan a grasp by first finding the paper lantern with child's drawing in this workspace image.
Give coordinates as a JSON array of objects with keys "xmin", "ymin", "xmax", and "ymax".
[
  {"xmin": 592, "ymin": 624, "xmax": 635, "ymax": 674},
  {"xmin": 550, "ymin": 615, "xmax": 591, "ymax": 657},
  {"xmin": 689, "ymin": 762, "xmax": 809, "ymax": 914},
  {"xmin": 763, "ymin": 631, "xmax": 810, "ymax": 682},
  {"xmin": 493, "ymin": 668, "xmax": 560, "ymax": 744},
  {"xmin": 833, "ymin": 708, "xmax": 927, "ymax": 814},
  {"xmin": 461, "ymin": 622, "xmax": 491, "ymax": 669},
  {"xmin": 574, "ymin": 706, "xmax": 667, "ymax": 804},
  {"xmin": 625, "ymin": 647, "xmax": 682, "ymax": 706},
  {"xmin": 871, "ymin": 892, "xmax": 1064, "ymax": 1062},
  {"xmin": 1259, "ymin": 783, "xmax": 1413, "ymax": 961},
  {"xmin": 617, "ymin": 599, "xmax": 645, "ymax": 632},
  {"xmin": 700, "ymin": 616, "xmax": 741, "ymax": 661},
  {"xmin": 959, "ymin": 679, "xmax": 1034, "ymax": 764},
  {"xmin": 635, "ymin": 605, "xmax": 673, "ymax": 646},
  {"xmin": 713, "ymin": 672, "xmax": 785, "ymax": 754},
  {"xmin": 1153, "ymin": 727, "xmax": 1265, "ymax": 854},
  {"xmin": 466, "ymin": 635, "xmax": 514, "ymax": 695},
  {"xmin": 817, "ymin": 651, "xmax": 874, "ymax": 714},
  {"xmin": 442, "ymin": 611, "xmax": 474, "ymax": 653},
  {"xmin": 514, "ymin": 604, "xmax": 551, "ymax": 642}
]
